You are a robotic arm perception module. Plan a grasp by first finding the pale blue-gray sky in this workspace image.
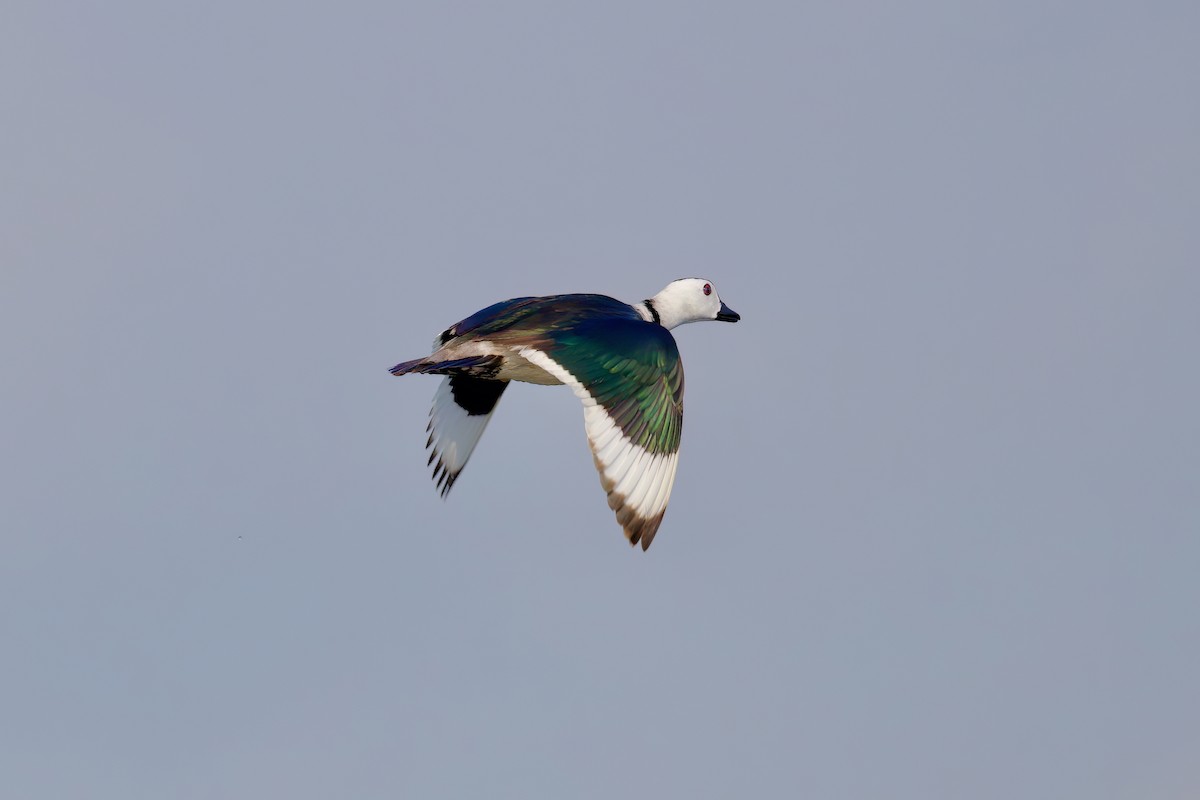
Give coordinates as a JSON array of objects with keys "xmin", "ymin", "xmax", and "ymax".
[{"xmin": 3, "ymin": 2, "xmax": 1198, "ymax": 798}]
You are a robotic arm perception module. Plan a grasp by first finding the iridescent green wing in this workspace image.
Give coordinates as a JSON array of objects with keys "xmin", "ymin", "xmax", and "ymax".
[{"xmin": 521, "ymin": 318, "xmax": 684, "ymax": 549}]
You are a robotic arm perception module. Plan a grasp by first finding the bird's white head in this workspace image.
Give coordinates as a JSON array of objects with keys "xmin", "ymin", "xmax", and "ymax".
[{"xmin": 647, "ymin": 278, "xmax": 740, "ymax": 330}]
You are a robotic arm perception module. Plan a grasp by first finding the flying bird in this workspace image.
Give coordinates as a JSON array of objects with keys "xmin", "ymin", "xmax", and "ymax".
[{"xmin": 389, "ymin": 278, "xmax": 740, "ymax": 550}]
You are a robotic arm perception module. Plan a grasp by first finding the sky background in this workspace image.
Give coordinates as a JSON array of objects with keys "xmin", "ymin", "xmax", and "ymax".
[{"xmin": 3, "ymin": 2, "xmax": 1198, "ymax": 797}]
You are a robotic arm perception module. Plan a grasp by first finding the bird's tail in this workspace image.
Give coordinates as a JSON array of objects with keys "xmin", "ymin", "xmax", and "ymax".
[
  {"xmin": 389, "ymin": 355, "xmax": 501, "ymax": 377},
  {"xmin": 389, "ymin": 356, "xmax": 429, "ymax": 376}
]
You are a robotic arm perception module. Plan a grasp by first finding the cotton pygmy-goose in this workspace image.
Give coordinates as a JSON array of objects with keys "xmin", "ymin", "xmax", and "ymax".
[{"xmin": 389, "ymin": 278, "xmax": 740, "ymax": 550}]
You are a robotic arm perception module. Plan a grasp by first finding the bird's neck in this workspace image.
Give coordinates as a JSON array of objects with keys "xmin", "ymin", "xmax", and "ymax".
[
  {"xmin": 640, "ymin": 295, "xmax": 696, "ymax": 330},
  {"xmin": 637, "ymin": 299, "xmax": 663, "ymax": 326}
]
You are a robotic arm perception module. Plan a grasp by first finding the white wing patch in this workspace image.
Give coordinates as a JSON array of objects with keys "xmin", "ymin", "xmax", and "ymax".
[
  {"xmin": 427, "ymin": 377, "xmax": 499, "ymax": 496},
  {"xmin": 517, "ymin": 346, "xmax": 678, "ymax": 549}
]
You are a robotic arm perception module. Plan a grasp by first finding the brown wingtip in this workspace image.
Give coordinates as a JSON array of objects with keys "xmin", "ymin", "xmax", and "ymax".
[
  {"xmin": 638, "ymin": 522, "xmax": 659, "ymax": 551},
  {"xmin": 591, "ymin": 453, "xmax": 667, "ymax": 551},
  {"xmin": 611, "ymin": 492, "xmax": 665, "ymax": 551}
]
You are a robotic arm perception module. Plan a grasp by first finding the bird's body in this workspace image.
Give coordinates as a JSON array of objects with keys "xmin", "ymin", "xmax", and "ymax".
[{"xmin": 389, "ymin": 278, "xmax": 739, "ymax": 550}]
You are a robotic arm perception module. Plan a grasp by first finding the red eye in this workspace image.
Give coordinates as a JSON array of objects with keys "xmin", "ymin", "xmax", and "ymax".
[{"xmin": 703, "ymin": 283, "xmax": 712, "ymax": 296}]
